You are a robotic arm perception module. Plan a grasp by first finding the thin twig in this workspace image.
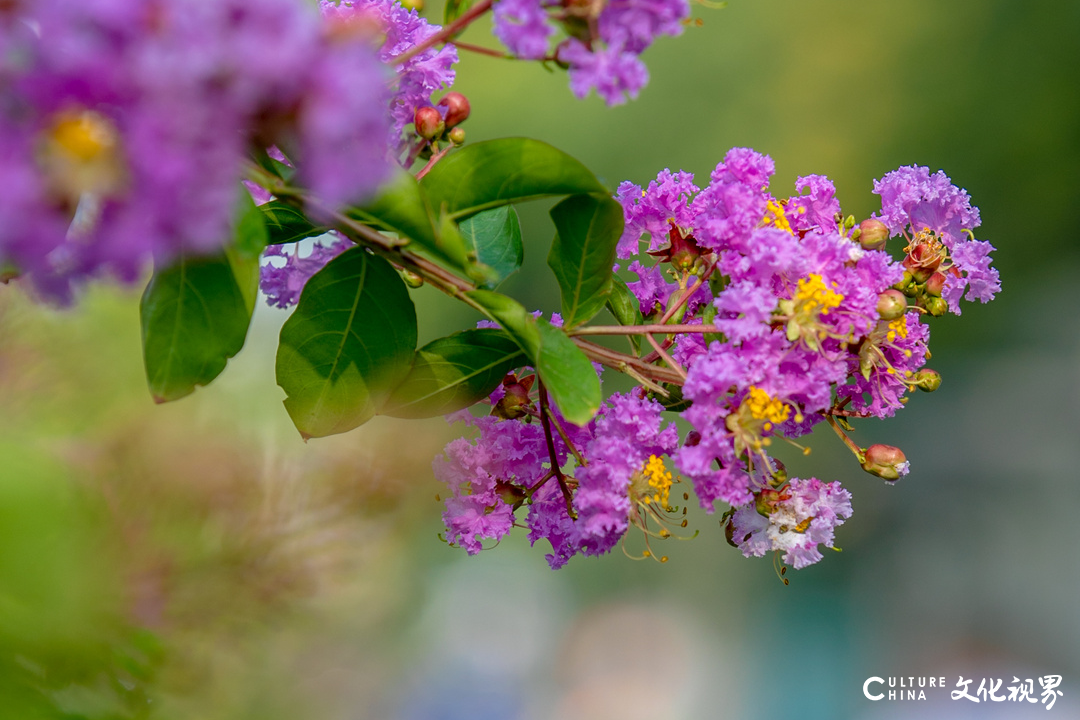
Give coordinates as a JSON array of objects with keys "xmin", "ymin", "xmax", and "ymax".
[
  {"xmin": 415, "ymin": 143, "xmax": 452, "ymax": 180},
  {"xmin": 545, "ymin": 408, "xmax": 588, "ymax": 467},
  {"xmin": 825, "ymin": 415, "xmax": 865, "ymax": 463},
  {"xmin": 645, "ymin": 333, "xmax": 687, "ymax": 382},
  {"xmin": 538, "ymin": 381, "xmax": 577, "ymax": 519},
  {"xmin": 392, "ymin": 0, "xmax": 494, "ymax": 66},
  {"xmin": 570, "ymin": 323, "xmax": 720, "ymax": 336}
]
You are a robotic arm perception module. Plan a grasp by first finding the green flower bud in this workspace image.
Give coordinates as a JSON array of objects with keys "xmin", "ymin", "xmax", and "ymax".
[
  {"xmin": 876, "ymin": 289, "xmax": 907, "ymax": 320},
  {"xmin": 401, "ymin": 270, "xmax": 424, "ymax": 288},
  {"xmin": 414, "ymin": 106, "xmax": 444, "ymax": 140},
  {"xmin": 448, "ymin": 127, "xmax": 466, "ymax": 146},
  {"xmin": 910, "ymin": 368, "xmax": 942, "ymax": 392},
  {"xmin": 398, "ymin": 0, "xmax": 424, "ymax": 10},
  {"xmin": 857, "ymin": 219, "xmax": 889, "ymax": 250},
  {"xmin": 895, "ymin": 271, "xmax": 919, "ymax": 297},
  {"xmin": 861, "ymin": 444, "xmax": 909, "ymax": 481},
  {"xmin": 923, "ymin": 296, "xmax": 948, "ymax": 316}
]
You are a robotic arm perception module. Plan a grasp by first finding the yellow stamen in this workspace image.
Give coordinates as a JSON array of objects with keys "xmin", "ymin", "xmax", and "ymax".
[
  {"xmin": 762, "ymin": 199, "xmax": 794, "ymax": 234},
  {"xmin": 794, "ymin": 274, "xmax": 844, "ymax": 316},
  {"xmin": 745, "ymin": 386, "xmax": 791, "ymax": 424}
]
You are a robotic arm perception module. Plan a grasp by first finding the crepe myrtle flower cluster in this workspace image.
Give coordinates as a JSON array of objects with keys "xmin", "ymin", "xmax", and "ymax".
[
  {"xmin": 493, "ymin": 0, "xmax": 692, "ymax": 105},
  {"xmin": 434, "ymin": 147, "xmax": 998, "ymax": 574}
]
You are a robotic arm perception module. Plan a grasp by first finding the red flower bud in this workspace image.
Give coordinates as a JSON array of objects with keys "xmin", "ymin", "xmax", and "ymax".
[
  {"xmin": 924, "ymin": 271, "xmax": 946, "ymax": 297},
  {"xmin": 861, "ymin": 444, "xmax": 909, "ymax": 481},
  {"xmin": 437, "ymin": 92, "xmax": 471, "ymax": 129},
  {"xmin": 414, "ymin": 106, "xmax": 444, "ymax": 140}
]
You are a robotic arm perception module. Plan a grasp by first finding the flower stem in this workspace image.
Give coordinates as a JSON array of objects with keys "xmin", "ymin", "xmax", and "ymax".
[
  {"xmin": 539, "ymin": 381, "xmax": 577, "ymax": 519},
  {"xmin": 415, "ymin": 142, "xmax": 452, "ymax": 180},
  {"xmin": 825, "ymin": 415, "xmax": 865, "ymax": 463}
]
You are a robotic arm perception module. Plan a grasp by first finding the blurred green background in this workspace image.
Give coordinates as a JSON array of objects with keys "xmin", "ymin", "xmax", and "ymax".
[{"xmin": 2, "ymin": 1, "xmax": 1079, "ymax": 717}]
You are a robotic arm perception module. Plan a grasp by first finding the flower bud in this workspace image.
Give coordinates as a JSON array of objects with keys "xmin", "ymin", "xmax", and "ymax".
[
  {"xmin": 401, "ymin": 270, "xmax": 424, "ymax": 288},
  {"xmin": 895, "ymin": 271, "xmax": 918, "ymax": 298},
  {"xmin": 437, "ymin": 92, "xmax": 471, "ymax": 129},
  {"xmin": 448, "ymin": 127, "xmax": 466, "ymax": 146},
  {"xmin": 755, "ymin": 488, "xmax": 785, "ymax": 517},
  {"xmin": 876, "ymin": 289, "xmax": 907, "ymax": 320},
  {"xmin": 414, "ymin": 106, "xmax": 444, "ymax": 140},
  {"xmin": 398, "ymin": 0, "xmax": 424, "ymax": 10},
  {"xmin": 923, "ymin": 295, "xmax": 948, "ymax": 317},
  {"xmin": 910, "ymin": 368, "xmax": 942, "ymax": 392},
  {"xmin": 904, "ymin": 241, "xmax": 945, "ymax": 283},
  {"xmin": 924, "ymin": 271, "xmax": 946, "ymax": 297},
  {"xmin": 857, "ymin": 219, "xmax": 889, "ymax": 250},
  {"xmin": 861, "ymin": 444, "xmax": 910, "ymax": 481},
  {"xmin": 494, "ymin": 480, "xmax": 526, "ymax": 509},
  {"xmin": 491, "ymin": 374, "xmax": 534, "ymax": 420}
]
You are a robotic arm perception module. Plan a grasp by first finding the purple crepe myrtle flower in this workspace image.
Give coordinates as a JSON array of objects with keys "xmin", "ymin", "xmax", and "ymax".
[
  {"xmin": 729, "ymin": 476, "xmax": 852, "ymax": 569},
  {"xmin": 260, "ymin": 235, "xmax": 352, "ymax": 309},
  {"xmin": 873, "ymin": 164, "xmax": 999, "ymax": 314}
]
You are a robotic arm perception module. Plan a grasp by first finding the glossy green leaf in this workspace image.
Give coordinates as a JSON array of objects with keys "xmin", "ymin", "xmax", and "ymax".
[
  {"xmin": 459, "ymin": 205, "xmax": 523, "ymax": 288},
  {"xmin": 382, "ymin": 329, "xmax": 525, "ymax": 418},
  {"xmin": 140, "ymin": 252, "xmax": 257, "ymax": 404},
  {"xmin": 547, "ymin": 194, "xmax": 623, "ymax": 328},
  {"xmin": 465, "ymin": 290, "xmax": 541, "ymax": 357},
  {"xmin": 140, "ymin": 197, "xmax": 265, "ymax": 403},
  {"xmin": 534, "ymin": 319, "xmax": 601, "ymax": 426},
  {"xmin": 421, "ymin": 138, "xmax": 608, "ymax": 220},
  {"xmin": 350, "ymin": 171, "xmax": 471, "ymax": 270},
  {"xmin": 276, "ymin": 248, "xmax": 417, "ymax": 439},
  {"xmin": 464, "ymin": 290, "xmax": 600, "ymax": 426},
  {"xmin": 260, "ymin": 201, "xmax": 328, "ymax": 245}
]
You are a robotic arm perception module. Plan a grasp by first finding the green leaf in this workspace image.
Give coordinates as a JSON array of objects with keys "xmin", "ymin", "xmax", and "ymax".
[
  {"xmin": 276, "ymin": 248, "xmax": 417, "ymax": 439},
  {"xmin": 463, "ymin": 290, "xmax": 600, "ymax": 426},
  {"xmin": 350, "ymin": 171, "xmax": 471, "ymax": 270},
  {"xmin": 260, "ymin": 201, "xmax": 328, "ymax": 245},
  {"xmin": 444, "ymin": 0, "xmax": 476, "ymax": 26},
  {"xmin": 140, "ymin": 195, "xmax": 265, "ymax": 403},
  {"xmin": 607, "ymin": 274, "xmax": 642, "ymax": 353},
  {"xmin": 535, "ymin": 319, "xmax": 601, "ymax": 426},
  {"xmin": 421, "ymin": 138, "xmax": 608, "ymax": 220},
  {"xmin": 459, "ymin": 205, "xmax": 523, "ymax": 288},
  {"xmin": 382, "ymin": 329, "xmax": 525, "ymax": 418},
  {"xmin": 546, "ymin": 194, "xmax": 623, "ymax": 328},
  {"xmin": 465, "ymin": 289, "xmax": 541, "ymax": 358},
  {"xmin": 140, "ymin": 252, "xmax": 256, "ymax": 404}
]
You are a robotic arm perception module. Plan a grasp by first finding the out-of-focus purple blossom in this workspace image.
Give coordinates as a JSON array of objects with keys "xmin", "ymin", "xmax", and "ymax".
[
  {"xmin": 943, "ymin": 239, "xmax": 1001, "ymax": 313},
  {"xmin": 558, "ymin": 39, "xmax": 649, "ymax": 106},
  {"xmin": 598, "ymin": 0, "xmax": 690, "ymax": 54},
  {"xmin": 260, "ymin": 235, "xmax": 351, "ymax": 309},
  {"xmin": 1, "ymin": 0, "xmax": 393, "ymax": 300},
  {"xmin": 730, "ymin": 477, "xmax": 852, "ymax": 569},
  {"xmin": 492, "ymin": 0, "xmax": 554, "ymax": 60}
]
